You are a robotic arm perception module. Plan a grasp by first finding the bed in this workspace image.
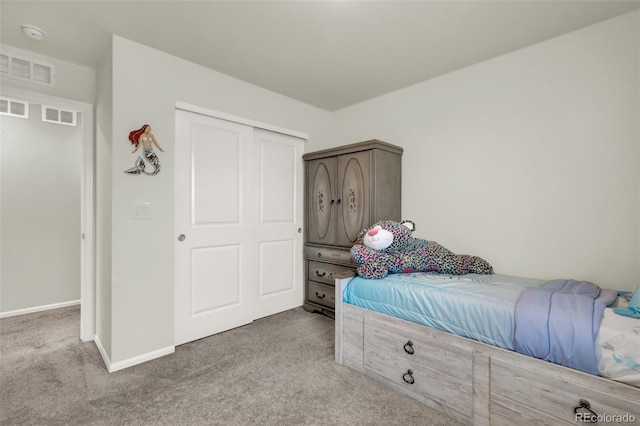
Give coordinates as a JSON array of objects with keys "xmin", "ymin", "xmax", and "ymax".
[{"xmin": 334, "ymin": 271, "xmax": 640, "ymax": 425}]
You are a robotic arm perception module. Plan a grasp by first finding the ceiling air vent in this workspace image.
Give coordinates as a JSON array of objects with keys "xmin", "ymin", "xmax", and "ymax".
[
  {"xmin": 0, "ymin": 53, "xmax": 56, "ymax": 86},
  {"xmin": 42, "ymin": 105, "xmax": 77, "ymax": 126},
  {"xmin": 0, "ymin": 97, "xmax": 30, "ymax": 118}
]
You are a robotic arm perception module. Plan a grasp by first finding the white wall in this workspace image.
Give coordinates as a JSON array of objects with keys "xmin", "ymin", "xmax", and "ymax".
[
  {"xmin": 1, "ymin": 105, "xmax": 82, "ymax": 311},
  {"xmin": 332, "ymin": 11, "xmax": 640, "ymax": 291},
  {"xmin": 106, "ymin": 36, "xmax": 334, "ymax": 363},
  {"xmin": 0, "ymin": 44, "xmax": 96, "ymax": 104},
  {"xmin": 0, "ymin": 45, "xmax": 96, "ymax": 313},
  {"xmin": 95, "ymin": 43, "xmax": 113, "ymax": 355},
  {"xmin": 0, "ymin": 47, "xmax": 95, "ymax": 321}
]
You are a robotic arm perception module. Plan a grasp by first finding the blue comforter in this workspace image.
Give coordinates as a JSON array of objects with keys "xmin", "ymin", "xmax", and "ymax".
[{"xmin": 514, "ymin": 280, "xmax": 617, "ymax": 375}]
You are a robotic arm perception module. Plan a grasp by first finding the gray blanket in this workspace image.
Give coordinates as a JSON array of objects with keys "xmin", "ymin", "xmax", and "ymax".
[{"xmin": 514, "ymin": 279, "xmax": 617, "ymax": 375}]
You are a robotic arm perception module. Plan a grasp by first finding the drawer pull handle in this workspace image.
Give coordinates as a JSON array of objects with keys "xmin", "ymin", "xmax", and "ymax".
[
  {"xmin": 402, "ymin": 369, "xmax": 415, "ymax": 385},
  {"xmin": 315, "ymin": 292, "xmax": 326, "ymax": 299},
  {"xmin": 315, "ymin": 271, "xmax": 326, "ymax": 277},
  {"xmin": 403, "ymin": 340, "xmax": 414, "ymax": 355},
  {"xmin": 574, "ymin": 399, "xmax": 597, "ymax": 422}
]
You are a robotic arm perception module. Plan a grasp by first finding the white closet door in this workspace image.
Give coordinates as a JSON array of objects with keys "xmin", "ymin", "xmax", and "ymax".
[
  {"xmin": 174, "ymin": 110, "xmax": 255, "ymax": 346},
  {"xmin": 252, "ymin": 129, "xmax": 304, "ymax": 319},
  {"xmin": 175, "ymin": 110, "xmax": 305, "ymax": 346}
]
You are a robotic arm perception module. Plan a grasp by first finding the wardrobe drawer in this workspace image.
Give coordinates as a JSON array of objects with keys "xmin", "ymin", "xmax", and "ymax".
[
  {"xmin": 491, "ymin": 358, "xmax": 640, "ymax": 425},
  {"xmin": 307, "ymin": 261, "xmax": 354, "ymax": 286},
  {"xmin": 305, "ymin": 245, "xmax": 354, "ymax": 265},
  {"xmin": 365, "ymin": 346, "xmax": 472, "ymax": 417},
  {"xmin": 364, "ymin": 313, "xmax": 473, "ymax": 383},
  {"xmin": 308, "ymin": 281, "xmax": 335, "ymax": 308}
]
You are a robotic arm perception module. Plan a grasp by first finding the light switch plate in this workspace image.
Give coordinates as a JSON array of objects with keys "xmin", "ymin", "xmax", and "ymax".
[{"xmin": 133, "ymin": 202, "xmax": 151, "ymax": 219}]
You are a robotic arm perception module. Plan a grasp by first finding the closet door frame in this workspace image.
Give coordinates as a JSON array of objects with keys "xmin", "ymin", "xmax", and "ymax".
[
  {"xmin": 175, "ymin": 102, "xmax": 308, "ymax": 141},
  {"xmin": 174, "ymin": 102, "xmax": 307, "ymax": 345}
]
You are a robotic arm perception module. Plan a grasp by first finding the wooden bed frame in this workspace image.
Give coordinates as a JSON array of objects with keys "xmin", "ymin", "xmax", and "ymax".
[{"xmin": 334, "ymin": 272, "xmax": 640, "ymax": 425}]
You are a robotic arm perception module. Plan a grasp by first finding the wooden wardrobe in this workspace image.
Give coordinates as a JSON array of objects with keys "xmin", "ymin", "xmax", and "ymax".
[{"xmin": 303, "ymin": 140, "xmax": 403, "ymax": 317}]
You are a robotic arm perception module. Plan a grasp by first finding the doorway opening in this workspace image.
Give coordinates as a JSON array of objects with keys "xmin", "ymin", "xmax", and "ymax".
[{"xmin": 0, "ymin": 86, "xmax": 94, "ymax": 341}]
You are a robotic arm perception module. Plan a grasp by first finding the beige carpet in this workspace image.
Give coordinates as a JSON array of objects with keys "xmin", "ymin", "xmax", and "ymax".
[{"xmin": 0, "ymin": 305, "xmax": 462, "ymax": 425}]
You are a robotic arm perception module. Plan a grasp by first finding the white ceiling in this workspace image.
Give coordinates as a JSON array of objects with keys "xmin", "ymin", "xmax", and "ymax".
[{"xmin": 1, "ymin": 1, "xmax": 638, "ymax": 111}]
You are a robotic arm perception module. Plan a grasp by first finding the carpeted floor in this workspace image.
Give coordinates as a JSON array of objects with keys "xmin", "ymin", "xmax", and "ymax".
[{"xmin": 0, "ymin": 306, "xmax": 462, "ymax": 425}]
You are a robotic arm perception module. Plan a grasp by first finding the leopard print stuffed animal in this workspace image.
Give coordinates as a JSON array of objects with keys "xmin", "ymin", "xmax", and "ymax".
[{"xmin": 350, "ymin": 220, "xmax": 494, "ymax": 279}]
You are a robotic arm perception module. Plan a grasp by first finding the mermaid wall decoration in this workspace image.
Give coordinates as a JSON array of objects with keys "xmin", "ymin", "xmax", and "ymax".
[{"xmin": 124, "ymin": 124, "xmax": 164, "ymax": 175}]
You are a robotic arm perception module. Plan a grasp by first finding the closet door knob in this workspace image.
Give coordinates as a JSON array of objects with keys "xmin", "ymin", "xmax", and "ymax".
[{"xmin": 177, "ymin": 234, "xmax": 186, "ymax": 242}]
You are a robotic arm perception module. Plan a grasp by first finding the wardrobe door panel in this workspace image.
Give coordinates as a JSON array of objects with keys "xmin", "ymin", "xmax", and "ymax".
[
  {"xmin": 307, "ymin": 158, "xmax": 336, "ymax": 245},
  {"xmin": 336, "ymin": 151, "xmax": 370, "ymax": 247}
]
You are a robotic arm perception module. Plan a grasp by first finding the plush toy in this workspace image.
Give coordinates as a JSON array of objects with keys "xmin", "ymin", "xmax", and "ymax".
[{"xmin": 350, "ymin": 220, "xmax": 494, "ymax": 279}]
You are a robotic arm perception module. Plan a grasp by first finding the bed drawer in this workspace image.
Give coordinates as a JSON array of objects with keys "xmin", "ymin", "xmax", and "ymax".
[
  {"xmin": 490, "ymin": 394, "xmax": 573, "ymax": 426},
  {"xmin": 364, "ymin": 346, "xmax": 473, "ymax": 417},
  {"xmin": 305, "ymin": 245, "xmax": 353, "ymax": 265},
  {"xmin": 491, "ymin": 357, "xmax": 640, "ymax": 425},
  {"xmin": 307, "ymin": 261, "xmax": 354, "ymax": 286},
  {"xmin": 364, "ymin": 312, "xmax": 473, "ymax": 383},
  {"xmin": 308, "ymin": 281, "xmax": 335, "ymax": 308}
]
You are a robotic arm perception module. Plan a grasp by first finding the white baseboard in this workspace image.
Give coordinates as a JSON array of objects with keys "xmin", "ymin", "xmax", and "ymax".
[
  {"xmin": 0, "ymin": 300, "xmax": 80, "ymax": 319},
  {"xmin": 94, "ymin": 336, "xmax": 174, "ymax": 373},
  {"xmin": 93, "ymin": 335, "xmax": 112, "ymax": 371}
]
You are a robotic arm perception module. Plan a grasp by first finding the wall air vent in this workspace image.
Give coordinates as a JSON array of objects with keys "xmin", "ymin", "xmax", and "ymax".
[
  {"xmin": 0, "ymin": 53, "xmax": 56, "ymax": 87},
  {"xmin": 42, "ymin": 105, "xmax": 77, "ymax": 126},
  {"xmin": 0, "ymin": 97, "xmax": 29, "ymax": 118}
]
